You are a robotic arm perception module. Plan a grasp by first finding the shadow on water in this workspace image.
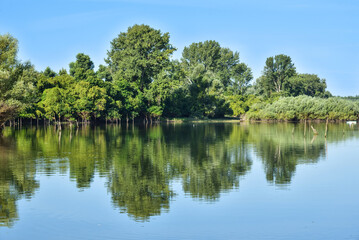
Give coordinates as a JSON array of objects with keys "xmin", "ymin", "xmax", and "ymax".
[{"xmin": 0, "ymin": 122, "xmax": 358, "ymax": 225}]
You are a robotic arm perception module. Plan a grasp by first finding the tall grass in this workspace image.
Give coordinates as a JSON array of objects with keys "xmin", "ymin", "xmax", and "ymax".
[{"xmin": 246, "ymin": 96, "xmax": 359, "ymax": 121}]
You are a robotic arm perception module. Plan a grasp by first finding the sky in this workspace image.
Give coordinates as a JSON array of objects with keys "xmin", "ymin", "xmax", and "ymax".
[{"xmin": 1, "ymin": 0, "xmax": 358, "ymax": 96}]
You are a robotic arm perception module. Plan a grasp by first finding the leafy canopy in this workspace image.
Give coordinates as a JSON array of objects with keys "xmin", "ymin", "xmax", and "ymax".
[{"xmin": 106, "ymin": 24, "xmax": 176, "ymax": 91}]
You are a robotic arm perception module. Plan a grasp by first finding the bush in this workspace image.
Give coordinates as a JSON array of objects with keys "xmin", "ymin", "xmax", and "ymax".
[{"xmin": 246, "ymin": 96, "xmax": 359, "ymax": 121}]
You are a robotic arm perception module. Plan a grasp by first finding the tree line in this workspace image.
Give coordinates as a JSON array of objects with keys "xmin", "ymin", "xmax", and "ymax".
[{"xmin": 1, "ymin": 24, "xmax": 358, "ymax": 129}]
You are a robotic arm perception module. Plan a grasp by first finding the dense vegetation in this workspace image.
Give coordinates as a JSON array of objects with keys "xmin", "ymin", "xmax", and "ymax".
[
  {"xmin": 0, "ymin": 24, "xmax": 358, "ymax": 130},
  {"xmin": 247, "ymin": 95, "xmax": 359, "ymax": 121}
]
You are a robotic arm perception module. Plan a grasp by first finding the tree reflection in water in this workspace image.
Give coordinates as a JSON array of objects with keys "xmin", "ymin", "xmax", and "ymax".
[{"xmin": 0, "ymin": 122, "xmax": 357, "ymax": 224}]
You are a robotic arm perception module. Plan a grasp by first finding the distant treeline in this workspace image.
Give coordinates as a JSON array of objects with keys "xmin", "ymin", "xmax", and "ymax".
[
  {"xmin": 341, "ymin": 95, "xmax": 359, "ymax": 101},
  {"xmin": 0, "ymin": 24, "xmax": 358, "ymax": 128}
]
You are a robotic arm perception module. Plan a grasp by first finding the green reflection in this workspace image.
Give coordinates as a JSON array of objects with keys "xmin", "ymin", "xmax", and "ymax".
[
  {"xmin": 0, "ymin": 123, "xmax": 357, "ymax": 224},
  {"xmin": 245, "ymin": 123, "xmax": 354, "ymax": 184},
  {"xmin": 0, "ymin": 133, "xmax": 39, "ymax": 227}
]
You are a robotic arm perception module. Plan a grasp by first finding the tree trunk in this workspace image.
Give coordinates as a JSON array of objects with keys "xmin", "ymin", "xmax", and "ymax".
[{"xmin": 325, "ymin": 118, "xmax": 329, "ymax": 138}]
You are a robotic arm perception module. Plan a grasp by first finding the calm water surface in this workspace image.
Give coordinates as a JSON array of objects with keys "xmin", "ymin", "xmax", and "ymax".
[{"xmin": 0, "ymin": 123, "xmax": 358, "ymax": 239}]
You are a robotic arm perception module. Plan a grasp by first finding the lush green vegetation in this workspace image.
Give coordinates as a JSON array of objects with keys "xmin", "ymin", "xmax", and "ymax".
[
  {"xmin": 246, "ymin": 95, "xmax": 359, "ymax": 121},
  {"xmin": 0, "ymin": 25, "xmax": 358, "ymax": 130}
]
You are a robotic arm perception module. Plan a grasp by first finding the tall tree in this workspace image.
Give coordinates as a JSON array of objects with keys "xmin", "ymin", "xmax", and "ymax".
[
  {"xmin": 181, "ymin": 40, "xmax": 252, "ymax": 117},
  {"xmin": 106, "ymin": 24, "xmax": 176, "ymax": 119},
  {"xmin": 182, "ymin": 40, "xmax": 252, "ymax": 92},
  {"xmin": 43, "ymin": 67, "xmax": 57, "ymax": 78},
  {"xmin": 0, "ymin": 34, "xmax": 18, "ymax": 71},
  {"xmin": 72, "ymin": 81, "xmax": 107, "ymax": 121},
  {"xmin": 0, "ymin": 34, "xmax": 37, "ymax": 129},
  {"xmin": 146, "ymin": 60, "xmax": 189, "ymax": 118},
  {"xmin": 37, "ymin": 74, "xmax": 76, "ymax": 121},
  {"xmin": 69, "ymin": 53, "xmax": 99, "ymax": 85},
  {"xmin": 58, "ymin": 68, "xmax": 68, "ymax": 76},
  {"xmin": 38, "ymin": 87, "xmax": 71, "ymax": 121},
  {"xmin": 0, "ymin": 34, "xmax": 18, "ymax": 98},
  {"xmin": 257, "ymin": 54, "xmax": 296, "ymax": 97},
  {"xmin": 69, "ymin": 53, "xmax": 94, "ymax": 77},
  {"xmin": 106, "ymin": 24, "xmax": 176, "ymax": 91},
  {"xmin": 286, "ymin": 73, "xmax": 330, "ymax": 97}
]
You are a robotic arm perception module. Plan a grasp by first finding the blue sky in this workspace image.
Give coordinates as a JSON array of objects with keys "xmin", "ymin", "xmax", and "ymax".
[{"xmin": 1, "ymin": 0, "xmax": 358, "ymax": 96}]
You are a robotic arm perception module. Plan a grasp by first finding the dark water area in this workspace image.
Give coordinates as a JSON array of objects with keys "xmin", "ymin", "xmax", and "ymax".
[{"xmin": 0, "ymin": 123, "xmax": 358, "ymax": 239}]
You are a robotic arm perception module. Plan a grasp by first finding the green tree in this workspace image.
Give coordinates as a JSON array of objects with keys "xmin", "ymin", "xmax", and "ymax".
[
  {"xmin": 106, "ymin": 24, "xmax": 176, "ymax": 119},
  {"xmin": 106, "ymin": 24, "xmax": 176, "ymax": 92},
  {"xmin": 257, "ymin": 54, "xmax": 296, "ymax": 97},
  {"xmin": 181, "ymin": 40, "xmax": 252, "ymax": 117},
  {"xmin": 185, "ymin": 64, "xmax": 226, "ymax": 117},
  {"xmin": 69, "ymin": 53, "xmax": 94, "ymax": 78},
  {"xmin": 9, "ymin": 62, "xmax": 40, "ymax": 119},
  {"xmin": 69, "ymin": 53, "xmax": 103, "ymax": 86},
  {"xmin": 228, "ymin": 94, "xmax": 260, "ymax": 117},
  {"xmin": 286, "ymin": 73, "xmax": 331, "ymax": 97},
  {"xmin": 72, "ymin": 81, "xmax": 107, "ymax": 121},
  {"xmin": 58, "ymin": 68, "xmax": 68, "ymax": 76},
  {"xmin": 37, "ymin": 75, "xmax": 76, "ymax": 121},
  {"xmin": 43, "ymin": 67, "xmax": 57, "ymax": 78},
  {"xmin": 0, "ymin": 34, "xmax": 18, "ymax": 71},
  {"xmin": 146, "ymin": 60, "xmax": 190, "ymax": 118},
  {"xmin": 0, "ymin": 34, "xmax": 18, "ymax": 103},
  {"xmin": 38, "ymin": 87, "xmax": 72, "ymax": 121},
  {"xmin": 96, "ymin": 64, "xmax": 112, "ymax": 82},
  {"xmin": 0, "ymin": 34, "xmax": 38, "ymax": 130},
  {"xmin": 182, "ymin": 40, "xmax": 252, "ymax": 93}
]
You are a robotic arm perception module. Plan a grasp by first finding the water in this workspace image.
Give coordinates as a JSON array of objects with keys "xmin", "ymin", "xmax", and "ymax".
[{"xmin": 0, "ymin": 123, "xmax": 358, "ymax": 239}]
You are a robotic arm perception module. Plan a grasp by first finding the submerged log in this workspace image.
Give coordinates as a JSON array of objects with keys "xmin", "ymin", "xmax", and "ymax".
[{"xmin": 311, "ymin": 125, "xmax": 318, "ymax": 135}]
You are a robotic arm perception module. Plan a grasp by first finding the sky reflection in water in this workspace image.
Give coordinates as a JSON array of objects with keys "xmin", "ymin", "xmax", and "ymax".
[{"xmin": 0, "ymin": 123, "xmax": 359, "ymax": 239}]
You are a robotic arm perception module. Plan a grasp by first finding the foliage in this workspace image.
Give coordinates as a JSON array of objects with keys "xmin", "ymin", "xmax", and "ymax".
[
  {"xmin": 256, "ymin": 54, "xmax": 296, "ymax": 97},
  {"xmin": 181, "ymin": 40, "xmax": 253, "ymax": 117},
  {"xmin": 72, "ymin": 81, "xmax": 107, "ymax": 120},
  {"xmin": 0, "ymin": 29, "xmax": 357, "ymax": 124},
  {"xmin": 43, "ymin": 67, "xmax": 57, "ymax": 78},
  {"xmin": 246, "ymin": 95, "xmax": 359, "ymax": 120},
  {"xmin": 0, "ymin": 34, "xmax": 18, "ymax": 71},
  {"xmin": 182, "ymin": 40, "xmax": 252, "ymax": 92},
  {"xmin": 105, "ymin": 24, "xmax": 176, "ymax": 119},
  {"xmin": 228, "ymin": 94, "xmax": 260, "ymax": 117},
  {"xmin": 0, "ymin": 34, "xmax": 38, "ymax": 127},
  {"xmin": 106, "ymin": 24, "xmax": 175, "ymax": 91},
  {"xmin": 286, "ymin": 74, "xmax": 331, "ymax": 98}
]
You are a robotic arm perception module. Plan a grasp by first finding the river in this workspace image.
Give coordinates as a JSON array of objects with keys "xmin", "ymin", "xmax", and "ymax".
[{"xmin": 0, "ymin": 122, "xmax": 358, "ymax": 239}]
